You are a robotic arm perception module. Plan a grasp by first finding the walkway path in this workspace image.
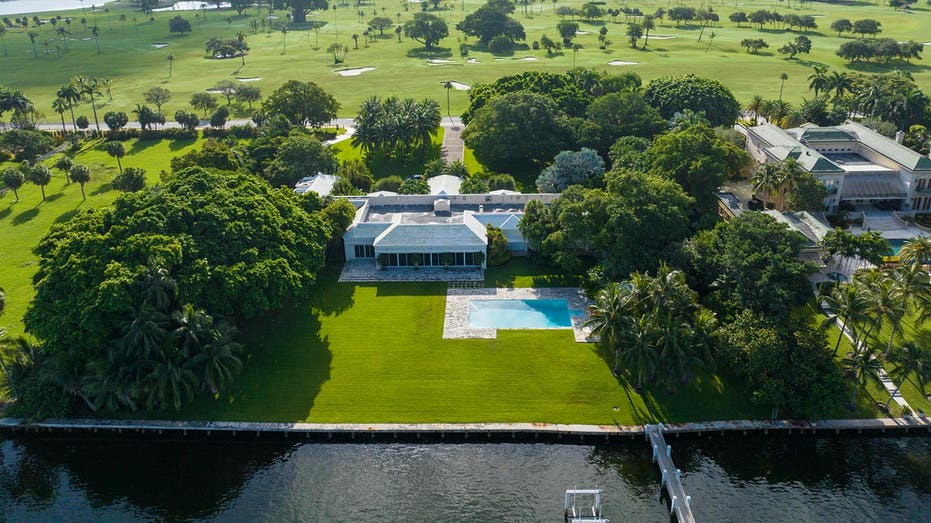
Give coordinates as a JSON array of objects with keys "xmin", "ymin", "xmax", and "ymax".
[
  {"xmin": 823, "ymin": 304, "xmax": 914, "ymax": 415},
  {"xmin": 646, "ymin": 424, "xmax": 696, "ymax": 523},
  {"xmin": 440, "ymin": 121, "xmax": 464, "ymax": 163}
]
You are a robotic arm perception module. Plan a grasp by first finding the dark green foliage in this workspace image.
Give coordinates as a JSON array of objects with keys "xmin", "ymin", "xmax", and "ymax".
[
  {"xmin": 608, "ymin": 136, "xmax": 651, "ymax": 171},
  {"xmin": 210, "ymin": 106, "xmax": 230, "ymax": 128},
  {"xmin": 486, "ymin": 225, "xmax": 512, "ymax": 266},
  {"xmin": 372, "ymin": 175, "xmax": 403, "ymax": 192},
  {"xmin": 103, "ymin": 111, "xmax": 129, "ymax": 132},
  {"xmin": 398, "ymin": 177, "xmax": 430, "ymax": 194},
  {"xmin": 0, "ymin": 129, "xmax": 53, "ymax": 162},
  {"xmin": 331, "ymin": 176, "xmax": 363, "ymax": 196},
  {"xmin": 351, "ymin": 97, "xmax": 441, "ymax": 159},
  {"xmin": 112, "ymin": 166, "xmax": 146, "ymax": 192},
  {"xmin": 485, "ymin": 174, "xmax": 515, "ymax": 191},
  {"xmin": 174, "ymin": 110, "xmax": 200, "ymax": 131},
  {"xmin": 168, "ymin": 15, "xmax": 192, "ymax": 34},
  {"xmin": 643, "ymin": 74, "xmax": 741, "ymax": 127},
  {"xmin": 463, "ymin": 71, "xmax": 590, "ymax": 123},
  {"xmin": 460, "ymin": 176, "xmax": 490, "ymax": 193},
  {"xmin": 2, "ymin": 166, "xmax": 25, "ymax": 200},
  {"xmin": 575, "ymin": 91, "xmax": 666, "ymax": 156},
  {"xmin": 264, "ymin": 134, "xmax": 337, "ymax": 187},
  {"xmin": 685, "ymin": 212, "xmax": 815, "ymax": 320},
  {"xmin": 647, "ymin": 124, "xmax": 752, "ymax": 225},
  {"xmin": 22, "ymin": 167, "xmax": 331, "ymax": 414},
  {"xmin": 785, "ymin": 171, "xmax": 828, "ymax": 212},
  {"xmin": 170, "ymin": 138, "xmax": 239, "ymax": 173},
  {"xmin": 462, "ymin": 92, "xmax": 573, "ymax": 172},
  {"xmin": 519, "ymin": 170, "xmax": 693, "ymax": 279},
  {"xmin": 403, "ymin": 12, "xmax": 448, "ymax": 49},
  {"xmin": 488, "ymin": 34, "xmax": 514, "ymax": 54},
  {"xmin": 337, "ymin": 159, "xmax": 374, "ymax": 192},
  {"xmin": 716, "ymin": 311, "xmax": 844, "ymax": 419},
  {"xmin": 457, "ymin": 4, "xmax": 526, "ymax": 45},
  {"xmin": 262, "ymin": 80, "xmax": 340, "ymax": 128}
]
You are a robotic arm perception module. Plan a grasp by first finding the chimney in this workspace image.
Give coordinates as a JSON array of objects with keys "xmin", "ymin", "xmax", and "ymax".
[{"xmin": 895, "ymin": 130, "xmax": 905, "ymax": 144}]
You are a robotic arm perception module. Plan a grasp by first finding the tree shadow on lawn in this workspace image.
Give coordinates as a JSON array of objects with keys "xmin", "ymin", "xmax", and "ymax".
[
  {"xmin": 309, "ymin": 267, "xmax": 356, "ymax": 316},
  {"xmin": 128, "ymin": 139, "xmax": 160, "ymax": 155},
  {"xmin": 91, "ymin": 182, "xmax": 113, "ymax": 196},
  {"xmin": 0, "ymin": 205, "xmax": 12, "ymax": 220},
  {"xmin": 178, "ymin": 306, "xmax": 333, "ymax": 422},
  {"xmin": 11, "ymin": 207, "xmax": 39, "ymax": 225},
  {"xmin": 406, "ymin": 46, "xmax": 454, "ymax": 59},
  {"xmin": 169, "ymin": 138, "xmax": 198, "ymax": 151}
]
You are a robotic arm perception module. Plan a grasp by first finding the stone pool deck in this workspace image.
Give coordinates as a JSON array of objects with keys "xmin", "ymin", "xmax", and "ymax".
[
  {"xmin": 338, "ymin": 260, "xmax": 483, "ymax": 282},
  {"xmin": 442, "ymin": 287, "xmax": 594, "ymax": 342}
]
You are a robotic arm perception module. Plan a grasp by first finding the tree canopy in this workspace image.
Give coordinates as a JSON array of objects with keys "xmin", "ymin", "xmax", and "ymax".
[
  {"xmin": 643, "ymin": 74, "xmax": 741, "ymax": 127},
  {"xmin": 685, "ymin": 212, "xmax": 815, "ymax": 319},
  {"xmin": 461, "ymin": 91, "xmax": 572, "ymax": 172},
  {"xmin": 262, "ymin": 80, "xmax": 339, "ymax": 128},
  {"xmin": 536, "ymin": 148, "xmax": 605, "ymax": 192},
  {"xmin": 456, "ymin": 3, "xmax": 526, "ymax": 45},
  {"xmin": 403, "ymin": 13, "xmax": 448, "ymax": 50},
  {"xmin": 21, "ymin": 167, "xmax": 334, "ymax": 415}
]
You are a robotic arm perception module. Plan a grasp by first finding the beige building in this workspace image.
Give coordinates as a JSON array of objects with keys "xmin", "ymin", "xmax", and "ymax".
[{"xmin": 742, "ymin": 122, "xmax": 931, "ymax": 212}]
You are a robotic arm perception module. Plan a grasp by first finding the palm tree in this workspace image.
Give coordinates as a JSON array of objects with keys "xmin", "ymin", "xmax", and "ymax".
[
  {"xmin": 2, "ymin": 168, "xmax": 25, "ymax": 201},
  {"xmin": 886, "ymin": 342, "xmax": 928, "ymax": 409},
  {"xmin": 106, "ymin": 141, "xmax": 125, "ymax": 172},
  {"xmin": 746, "ymin": 95, "xmax": 764, "ymax": 124},
  {"xmin": 443, "ymin": 81, "xmax": 453, "ymax": 126},
  {"xmin": 751, "ymin": 163, "xmax": 780, "ymax": 206},
  {"xmin": 69, "ymin": 164, "xmax": 91, "ymax": 199},
  {"xmin": 641, "ymin": 15, "xmax": 654, "ymax": 49},
  {"xmin": 119, "ymin": 13, "xmax": 127, "ymax": 36},
  {"xmin": 822, "ymin": 281, "xmax": 873, "ymax": 355},
  {"xmin": 862, "ymin": 270, "xmax": 905, "ymax": 357},
  {"xmin": 186, "ymin": 317, "xmax": 242, "ymax": 395},
  {"xmin": 0, "ymin": 25, "xmax": 7, "ymax": 57},
  {"xmin": 585, "ymin": 283, "xmax": 631, "ymax": 374},
  {"xmin": 808, "ymin": 65, "xmax": 829, "ymax": 97},
  {"xmin": 410, "ymin": 99, "xmax": 441, "ymax": 153},
  {"xmin": 281, "ymin": 25, "xmax": 288, "ymax": 54},
  {"xmin": 100, "ymin": 76, "xmax": 114, "ymax": 101},
  {"xmin": 120, "ymin": 309, "xmax": 169, "ymax": 364},
  {"xmin": 52, "ymin": 98, "xmax": 68, "ymax": 132},
  {"xmin": 899, "ymin": 237, "xmax": 931, "ymax": 265},
  {"xmin": 167, "ymin": 54, "xmax": 175, "ymax": 78},
  {"xmin": 778, "ymin": 72, "xmax": 788, "ymax": 101},
  {"xmin": 618, "ymin": 314, "xmax": 656, "ymax": 389},
  {"xmin": 30, "ymin": 164, "xmax": 52, "ymax": 201},
  {"xmin": 57, "ymin": 83, "xmax": 80, "ymax": 131},
  {"xmin": 27, "ymin": 30, "xmax": 39, "ymax": 59},
  {"xmin": 235, "ymin": 31, "xmax": 247, "ymax": 66},
  {"xmin": 74, "ymin": 75, "xmax": 102, "ymax": 132},
  {"xmin": 145, "ymin": 345, "xmax": 197, "ymax": 411},
  {"xmin": 829, "ymin": 71, "xmax": 852, "ymax": 110},
  {"xmin": 91, "ymin": 25, "xmax": 101, "ymax": 54},
  {"xmin": 775, "ymin": 157, "xmax": 802, "ymax": 209},
  {"xmin": 845, "ymin": 346, "xmax": 883, "ymax": 409}
]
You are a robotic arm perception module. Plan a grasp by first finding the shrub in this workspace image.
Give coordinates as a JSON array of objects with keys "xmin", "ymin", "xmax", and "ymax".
[
  {"xmin": 487, "ymin": 174, "xmax": 517, "ymax": 191},
  {"xmin": 372, "ymin": 175, "xmax": 404, "ymax": 192},
  {"xmin": 398, "ymin": 177, "xmax": 430, "ymax": 194},
  {"xmin": 486, "ymin": 225, "xmax": 512, "ymax": 266},
  {"xmin": 489, "ymin": 35, "xmax": 514, "ymax": 55}
]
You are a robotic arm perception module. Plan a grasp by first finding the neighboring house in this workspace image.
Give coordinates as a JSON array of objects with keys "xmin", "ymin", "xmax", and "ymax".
[
  {"xmin": 342, "ymin": 193, "xmax": 558, "ymax": 268},
  {"xmin": 427, "ymin": 174, "xmax": 462, "ymax": 195},
  {"xmin": 293, "ymin": 174, "xmax": 339, "ymax": 196},
  {"xmin": 742, "ymin": 121, "xmax": 931, "ymax": 212}
]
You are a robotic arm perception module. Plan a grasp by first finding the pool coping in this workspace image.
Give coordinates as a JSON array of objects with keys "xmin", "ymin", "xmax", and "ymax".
[{"xmin": 442, "ymin": 287, "xmax": 594, "ymax": 342}]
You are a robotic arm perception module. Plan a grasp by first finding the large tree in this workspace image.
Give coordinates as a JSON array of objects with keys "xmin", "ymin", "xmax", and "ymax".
[
  {"xmin": 685, "ymin": 211, "xmax": 815, "ymax": 319},
  {"xmin": 520, "ymin": 170, "xmax": 693, "ymax": 278},
  {"xmin": 286, "ymin": 0, "xmax": 329, "ymax": 24},
  {"xmin": 647, "ymin": 124, "xmax": 752, "ymax": 224},
  {"xmin": 462, "ymin": 91, "xmax": 572, "ymax": 172},
  {"xmin": 262, "ymin": 80, "xmax": 339, "ymax": 128},
  {"xmin": 574, "ymin": 91, "xmax": 666, "ymax": 157},
  {"xmin": 404, "ymin": 13, "xmax": 448, "ymax": 50},
  {"xmin": 265, "ymin": 134, "xmax": 338, "ymax": 187},
  {"xmin": 643, "ymin": 74, "xmax": 741, "ymax": 127},
  {"xmin": 21, "ymin": 167, "xmax": 333, "ymax": 415},
  {"xmin": 535, "ymin": 148, "xmax": 605, "ymax": 192},
  {"xmin": 456, "ymin": 4, "xmax": 525, "ymax": 45}
]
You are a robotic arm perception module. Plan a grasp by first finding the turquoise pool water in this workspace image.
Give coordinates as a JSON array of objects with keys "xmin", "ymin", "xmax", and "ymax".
[
  {"xmin": 469, "ymin": 299, "xmax": 576, "ymax": 329},
  {"xmin": 888, "ymin": 239, "xmax": 905, "ymax": 256}
]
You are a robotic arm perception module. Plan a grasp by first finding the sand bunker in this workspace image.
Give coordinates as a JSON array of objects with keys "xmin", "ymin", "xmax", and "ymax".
[
  {"xmin": 648, "ymin": 35, "xmax": 676, "ymax": 40},
  {"xmin": 466, "ymin": 58, "xmax": 478, "ymax": 63},
  {"xmin": 608, "ymin": 60, "xmax": 639, "ymax": 66},
  {"xmin": 151, "ymin": 43, "xmax": 169, "ymax": 48},
  {"xmin": 576, "ymin": 31, "xmax": 589, "ymax": 35},
  {"xmin": 517, "ymin": 57, "xmax": 539, "ymax": 61},
  {"xmin": 205, "ymin": 89, "xmax": 223, "ymax": 94},
  {"xmin": 427, "ymin": 58, "xmax": 456, "ymax": 64},
  {"xmin": 442, "ymin": 81, "xmax": 470, "ymax": 90},
  {"xmin": 336, "ymin": 67, "xmax": 375, "ymax": 76},
  {"xmin": 237, "ymin": 77, "xmax": 262, "ymax": 82}
]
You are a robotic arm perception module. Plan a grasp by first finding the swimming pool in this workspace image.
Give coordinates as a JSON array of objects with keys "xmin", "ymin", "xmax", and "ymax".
[{"xmin": 468, "ymin": 299, "xmax": 579, "ymax": 329}]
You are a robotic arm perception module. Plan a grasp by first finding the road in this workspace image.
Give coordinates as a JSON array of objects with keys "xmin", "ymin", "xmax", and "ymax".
[{"xmin": 34, "ymin": 117, "xmax": 464, "ymax": 132}]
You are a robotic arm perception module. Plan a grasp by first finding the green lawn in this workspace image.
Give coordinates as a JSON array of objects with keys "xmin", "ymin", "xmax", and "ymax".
[
  {"xmin": 0, "ymin": 137, "xmax": 202, "ymax": 337},
  {"xmin": 1, "ymin": 0, "xmax": 929, "ymax": 122},
  {"xmin": 175, "ymin": 265, "xmax": 767, "ymax": 424}
]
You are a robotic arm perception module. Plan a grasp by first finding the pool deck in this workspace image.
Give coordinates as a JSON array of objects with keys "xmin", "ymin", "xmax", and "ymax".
[{"xmin": 442, "ymin": 287, "xmax": 594, "ymax": 342}]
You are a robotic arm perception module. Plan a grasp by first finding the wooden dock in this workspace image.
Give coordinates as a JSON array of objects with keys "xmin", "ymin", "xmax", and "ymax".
[{"xmin": 646, "ymin": 423, "xmax": 696, "ymax": 523}]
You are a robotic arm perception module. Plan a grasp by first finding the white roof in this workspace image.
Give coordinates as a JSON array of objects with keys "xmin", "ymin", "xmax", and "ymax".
[
  {"xmin": 427, "ymin": 175, "xmax": 462, "ymax": 195},
  {"xmin": 488, "ymin": 189, "xmax": 520, "ymax": 195},
  {"xmin": 294, "ymin": 174, "xmax": 338, "ymax": 196},
  {"xmin": 367, "ymin": 190, "xmax": 399, "ymax": 197}
]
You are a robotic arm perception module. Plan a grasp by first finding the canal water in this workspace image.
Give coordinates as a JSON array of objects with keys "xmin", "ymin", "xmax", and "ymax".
[{"xmin": 1, "ymin": 434, "xmax": 928, "ymax": 522}]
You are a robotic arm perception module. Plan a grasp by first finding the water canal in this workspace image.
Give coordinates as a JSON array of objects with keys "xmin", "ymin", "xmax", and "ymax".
[{"xmin": 1, "ymin": 434, "xmax": 928, "ymax": 521}]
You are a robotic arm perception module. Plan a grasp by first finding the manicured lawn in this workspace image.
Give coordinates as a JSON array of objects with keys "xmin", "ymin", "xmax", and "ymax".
[
  {"xmin": 2, "ymin": 0, "xmax": 929, "ymax": 122},
  {"xmin": 484, "ymin": 257, "xmax": 580, "ymax": 288},
  {"xmin": 330, "ymin": 127, "xmax": 445, "ymax": 179},
  {"xmin": 0, "ymin": 137, "xmax": 201, "ymax": 337},
  {"xmin": 175, "ymin": 265, "xmax": 767, "ymax": 424}
]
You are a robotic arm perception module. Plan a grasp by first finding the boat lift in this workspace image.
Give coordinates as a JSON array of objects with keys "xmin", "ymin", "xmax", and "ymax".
[{"xmin": 564, "ymin": 489, "xmax": 609, "ymax": 523}]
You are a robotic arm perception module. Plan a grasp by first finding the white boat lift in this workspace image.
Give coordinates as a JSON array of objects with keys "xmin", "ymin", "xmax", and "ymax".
[{"xmin": 564, "ymin": 489, "xmax": 609, "ymax": 523}]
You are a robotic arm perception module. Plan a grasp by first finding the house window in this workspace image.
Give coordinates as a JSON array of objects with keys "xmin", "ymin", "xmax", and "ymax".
[
  {"xmin": 465, "ymin": 252, "xmax": 474, "ymax": 265},
  {"xmin": 455, "ymin": 252, "xmax": 465, "ymax": 266},
  {"xmin": 354, "ymin": 245, "xmax": 375, "ymax": 258}
]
